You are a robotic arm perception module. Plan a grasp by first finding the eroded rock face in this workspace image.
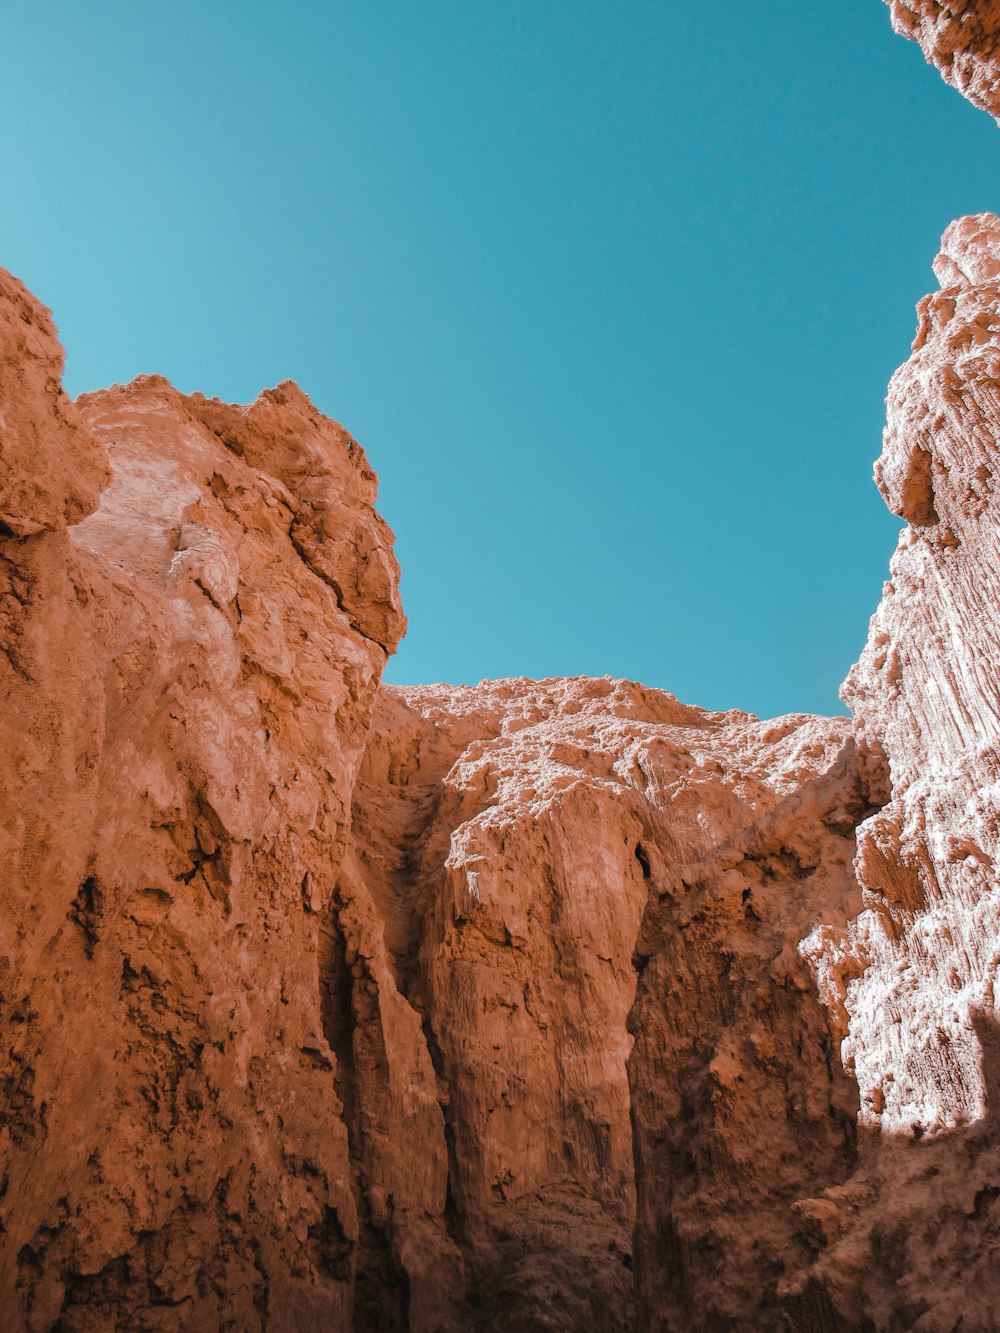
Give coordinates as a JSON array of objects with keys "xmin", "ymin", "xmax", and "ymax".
[
  {"xmin": 788, "ymin": 212, "xmax": 1000, "ymax": 1332},
  {"xmin": 0, "ymin": 272, "xmax": 109, "ymax": 538},
  {"xmin": 886, "ymin": 1, "xmax": 1000, "ymax": 123},
  {"xmin": 7, "ymin": 50, "xmax": 1000, "ymax": 1325},
  {"xmin": 845, "ymin": 211, "xmax": 1000, "ymax": 1138},
  {"xmin": 0, "ymin": 268, "xmax": 403, "ymax": 1329},
  {"xmin": 338, "ymin": 680, "xmax": 883, "ymax": 1330}
]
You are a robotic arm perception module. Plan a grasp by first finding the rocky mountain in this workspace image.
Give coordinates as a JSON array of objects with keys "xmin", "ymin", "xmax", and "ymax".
[{"xmin": 4, "ymin": 2, "xmax": 1000, "ymax": 1327}]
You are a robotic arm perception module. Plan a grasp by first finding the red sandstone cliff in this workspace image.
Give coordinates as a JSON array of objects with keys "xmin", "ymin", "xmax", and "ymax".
[
  {"xmin": 886, "ymin": 0, "xmax": 1000, "ymax": 123},
  {"xmin": 5, "ymin": 5, "xmax": 1000, "ymax": 1327},
  {"xmin": 0, "ymin": 269, "xmax": 404, "ymax": 1328}
]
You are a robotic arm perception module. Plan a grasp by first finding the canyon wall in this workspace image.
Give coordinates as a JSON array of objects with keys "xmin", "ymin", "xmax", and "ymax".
[
  {"xmin": 338, "ymin": 682, "xmax": 880, "ymax": 1330},
  {"xmin": 0, "ymin": 268, "xmax": 406, "ymax": 1330},
  {"xmin": 0, "ymin": 267, "xmax": 891, "ymax": 1330},
  {"xmin": 5, "ymin": 5, "xmax": 1000, "ymax": 1326}
]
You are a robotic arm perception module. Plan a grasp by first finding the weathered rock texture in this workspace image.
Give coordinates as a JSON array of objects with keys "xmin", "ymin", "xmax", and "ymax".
[
  {"xmin": 6, "ymin": 10, "xmax": 1000, "ymax": 1322},
  {"xmin": 0, "ymin": 266, "xmax": 405, "ymax": 1330},
  {"xmin": 340, "ymin": 682, "xmax": 881, "ymax": 1331},
  {"xmin": 795, "ymin": 210, "xmax": 1000, "ymax": 1331},
  {"xmin": 0, "ymin": 261, "xmax": 891, "ymax": 1330},
  {"xmin": 887, "ymin": 0, "xmax": 1000, "ymax": 123}
]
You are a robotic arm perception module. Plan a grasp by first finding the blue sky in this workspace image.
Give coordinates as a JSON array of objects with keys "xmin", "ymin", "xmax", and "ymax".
[{"xmin": 3, "ymin": 1, "xmax": 998, "ymax": 717}]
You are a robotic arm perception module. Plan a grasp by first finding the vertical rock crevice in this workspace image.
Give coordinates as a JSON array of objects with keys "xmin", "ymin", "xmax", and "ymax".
[
  {"xmin": 0, "ymin": 267, "xmax": 403, "ymax": 1331},
  {"xmin": 625, "ymin": 734, "xmax": 883, "ymax": 1330}
]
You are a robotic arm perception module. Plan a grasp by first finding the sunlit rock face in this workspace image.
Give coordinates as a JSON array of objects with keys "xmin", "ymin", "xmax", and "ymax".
[
  {"xmin": 783, "ymin": 212, "xmax": 1000, "ymax": 1331},
  {"xmin": 0, "ymin": 265, "xmax": 404, "ymax": 1330},
  {"xmin": 886, "ymin": 0, "xmax": 1000, "ymax": 123},
  {"xmin": 844, "ymin": 211, "xmax": 1000, "ymax": 1137}
]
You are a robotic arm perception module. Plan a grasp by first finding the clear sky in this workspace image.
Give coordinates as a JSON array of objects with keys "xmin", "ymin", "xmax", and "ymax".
[{"xmin": 3, "ymin": 1, "xmax": 998, "ymax": 718}]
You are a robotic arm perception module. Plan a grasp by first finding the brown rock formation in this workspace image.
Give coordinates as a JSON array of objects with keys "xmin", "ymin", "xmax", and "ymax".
[
  {"xmin": 0, "ymin": 270, "xmax": 109, "ymax": 537},
  {"xmin": 7, "ymin": 7, "xmax": 1000, "ymax": 1323},
  {"xmin": 0, "ymin": 267, "xmax": 404, "ymax": 1329},
  {"xmin": 786, "ymin": 210, "xmax": 1000, "ymax": 1331},
  {"xmin": 3, "ymin": 222, "xmax": 999, "ymax": 1328},
  {"xmin": 886, "ymin": 1, "xmax": 1000, "ymax": 123},
  {"xmin": 340, "ymin": 682, "xmax": 882, "ymax": 1330}
]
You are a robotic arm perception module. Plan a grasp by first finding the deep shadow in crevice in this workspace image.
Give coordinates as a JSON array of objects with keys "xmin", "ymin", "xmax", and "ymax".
[
  {"xmin": 318, "ymin": 905, "xmax": 411, "ymax": 1332},
  {"xmin": 781, "ymin": 1010, "xmax": 1000, "ymax": 1332}
]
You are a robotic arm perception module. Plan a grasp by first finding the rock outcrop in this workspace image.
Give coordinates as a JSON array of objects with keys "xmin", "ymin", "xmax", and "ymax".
[
  {"xmin": 789, "ymin": 210, "xmax": 1000, "ymax": 1331},
  {"xmin": 5, "ymin": 6, "xmax": 1000, "ymax": 1325},
  {"xmin": 0, "ymin": 271, "xmax": 891, "ymax": 1328},
  {"xmin": 886, "ymin": 0, "xmax": 1000, "ymax": 123},
  {"xmin": 339, "ymin": 681, "xmax": 881, "ymax": 1330},
  {"xmin": 0, "ymin": 266, "xmax": 404, "ymax": 1330},
  {"xmin": 3, "ymin": 230, "xmax": 1000, "ymax": 1328}
]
